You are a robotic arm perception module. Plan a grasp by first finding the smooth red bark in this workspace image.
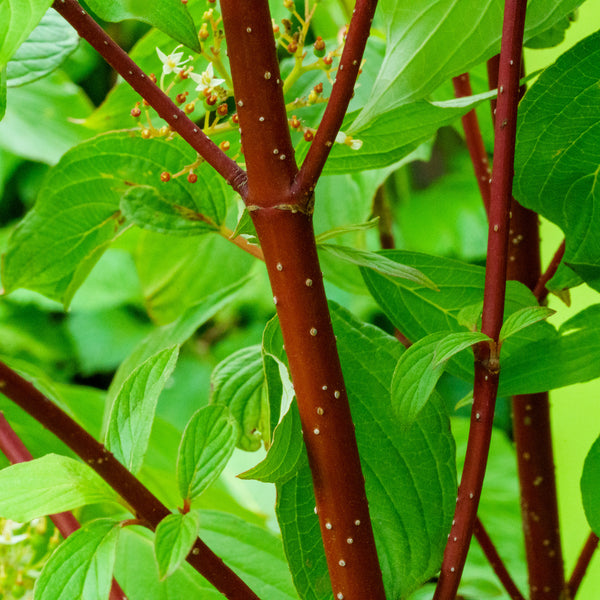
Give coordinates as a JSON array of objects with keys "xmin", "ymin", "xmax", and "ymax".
[{"xmin": 434, "ymin": 1, "xmax": 529, "ymax": 597}]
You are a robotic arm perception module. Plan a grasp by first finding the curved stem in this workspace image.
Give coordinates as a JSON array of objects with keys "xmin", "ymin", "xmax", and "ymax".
[
  {"xmin": 220, "ymin": 225, "xmax": 265, "ymax": 261},
  {"xmin": 452, "ymin": 73, "xmax": 491, "ymax": 217},
  {"xmin": 568, "ymin": 532, "xmax": 599, "ymax": 598},
  {"xmin": 534, "ymin": 239, "xmax": 566, "ymax": 303},
  {"xmin": 291, "ymin": 0, "xmax": 378, "ymax": 206},
  {"xmin": 474, "ymin": 517, "xmax": 525, "ymax": 600},
  {"xmin": 434, "ymin": 1, "xmax": 529, "ymax": 597},
  {"xmin": 0, "ymin": 363, "xmax": 260, "ymax": 600}
]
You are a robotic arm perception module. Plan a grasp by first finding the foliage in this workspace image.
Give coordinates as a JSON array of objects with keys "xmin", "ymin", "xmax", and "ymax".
[{"xmin": 1, "ymin": 0, "xmax": 599, "ymax": 599}]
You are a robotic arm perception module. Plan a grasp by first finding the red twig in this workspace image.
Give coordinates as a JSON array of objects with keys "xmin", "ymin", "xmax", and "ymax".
[
  {"xmin": 534, "ymin": 239, "xmax": 566, "ymax": 303},
  {"xmin": 568, "ymin": 532, "xmax": 599, "ymax": 598},
  {"xmin": 51, "ymin": 0, "xmax": 248, "ymax": 198},
  {"xmin": 0, "ymin": 363, "xmax": 260, "ymax": 600},
  {"xmin": 507, "ymin": 209, "xmax": 565, "ymax": 599},
  {"xmin": 291, "ymin": 0, "xmax": 378, "ymax": 205},
  {"xmin": 452, "ymin": 74, "xmax": 492, "ymax": 216},
  {"xmin": 492, "ymin": 47, "xmax": 566, "ymax": 598},
  {"xmin": 0, "ymin": 412, "xmax": 127, "ymax": 600},
  {"xmin": 434, "ymin": 1, "xmax": 529, "ymax": 598},
  {"xmin": 474, "ymin": 517, "xmax": 526, "ymax": 600},
  {"xmin": 511, "ymin": 392, "xmax": 565, "ymax": 599}
]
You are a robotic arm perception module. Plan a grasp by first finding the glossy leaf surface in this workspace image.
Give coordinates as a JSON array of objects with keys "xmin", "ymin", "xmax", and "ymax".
[
  {"xmin": 515, "ymin": 30, "xmax": 600, "ymax": 291},
  {"xmin": 0, "ymin": 455, "xmax": 122, "ymax": 522}
]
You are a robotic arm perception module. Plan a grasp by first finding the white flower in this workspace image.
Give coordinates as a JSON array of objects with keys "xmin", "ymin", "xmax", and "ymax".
[
  {"xmin": 190, "ymin": 63, "xmax": 226, "ymax": 94},
  {"xmin": 335, "ymin": 130, "xmax": 363, "ymax": 151},
  {"xmin": 0, "ymin": 519, "xmax": 28, "ymax": 545},
  {"xmin": 156, "ymin": 45, "xmax": 189, "ymax": 76}
]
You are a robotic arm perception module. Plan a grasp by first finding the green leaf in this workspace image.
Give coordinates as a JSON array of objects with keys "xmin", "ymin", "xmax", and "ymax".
[
  {"xmin": 499, "ymin": 306, "xmax": 600, "ymax": 396},
  {"xmin": 1, "ymin": 132, "xmax": 228, "ymax": 306},
  {"xmin": 84, "ymin": 0, "xmax": 201, "ymax": 52},
  {"xmin": 120, "ymin": 184, "xmax": 221, "ymax": 237},
  {"xmin": 117, "ymin": 510, "xmax": 297, "ymax": 599},
  {"xmin": 581, "ymin": 435, "xmax": 600, "ymax": 537},
  {"xmin": 177, "ymin": 405, "xmax": 238, "ymax": 503},
  {"xmin": 277, "ymin": 304, "xmax": 457, "ymax": 599},
  {"xmin": 354, "ymin": 0, "xmax": 584, "ymax": 128},
  {"xmin": 299, "ymin": 92, "xmax": 495, "ymax": 175},
  {"xmin": 34, "ymin": 519, "xmax": 120, "ymax": 600},
  {"xmin": 318, "ymin": 243, "xmax": 436, "ymax": 288},
  {"xmin": 392, "ymin": 331, "xmax": 490, "ymax": 426},
  {"xmin": 106, "ymin": 345, "xmax": 179, "ymax": 474},
  {"xmin": 0, "ymin": 0, "xmax": 53, "ymax": 69},
  {"xmin": 107, "ymin": 277, "xmax": 248, "ymax": 406},
  {"xmin": 0, "ymin": 69, "xmax": 92, "ymax": 164},
  {"xmin": 154, "ymin": 511, "xmax": 201, "ymax": 580},
  {"xmin": 6, "ymin": 9, "xmax": 79, "ymax": 87},
  {"xmin": 262, "ymin": 315, "xmax": 294, "ymax": 438},
  {"xmin": 0, "ymin": 67, "xmax": 5, "ymax": 121},
  {"xmin": 239, "ymin": 402, "xmax": 303, "ymax": 484},
  {"xmin": 315, "ymin": 217, "xmax": 379, "ymax": 243},
  {"xmin": 362, "ymin": 250, "xmax": 555, "ymax": 382},
  {"xmin": 514, "ymin": 30, "xmax": 600, "ymax": 291},
  {"xmin": 210, "ymin": 346, "xmax": 269, "ymax": 451},
  {"xmin": 0, "ymin": 454, "xmax": 122, "ymax": 522},
  {"xmin": 499, "ymin": 306, "xmax": 555, "ymax": 343},
  {"xmin": 525, "ymin": 10, "xmax": 577, "ymax": 49},
  {"xmin": 135, "ymin": 232, "xmax": 253, "ymax": 325}
]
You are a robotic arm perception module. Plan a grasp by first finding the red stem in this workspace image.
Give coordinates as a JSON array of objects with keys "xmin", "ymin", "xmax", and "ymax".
[
  {"xmin": 474, "ymin": 517, "xmax": 525, "ymax": 600},
  {"xmin": 252, "ymin": 210, "xmax": 386, "ymax": 600},
  {"xmin": 493, "ymin": 49, "xmax": 566, "ymax": 598},
  {"xmin": 0, "ymin": 363, "xmax": 260, "ymax": 600},
  {"xmin": 51, "ymin": 0, "xmax": 248, "ymax": 198},
  {"xmin": 452, "ymin": 74, "xmax": 491, "ymax": 216},
  {"xmin": 506, "ymin": 205, "xmax": 565, "ymax": 600},
  {"xmin": 434, "ymin": 1, "xmax": 528, "ymax": 597},
  {"xmin": 0, "ymin": 412, "xmax": 127, "ymax": 600},
  {"xmin": 291, "ymin": 0, "xmax": 378, "ymax": 205},
  {"xmin": 568, "ymin": 532, "xmax": 599, "ymax": 598},
  {"xmin": 534, "ymin": 239, "xmax": 566, "ymax": 303},
  {"xmin": 219, "ymin": 0, "xmax": 297, "ymax": 207},
  {"xmin": 219, "ymin": 2, "xmax": 385, "ymax": 598}
]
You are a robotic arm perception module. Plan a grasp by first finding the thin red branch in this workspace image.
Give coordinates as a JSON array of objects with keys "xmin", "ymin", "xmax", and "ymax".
[
  {"xmin": 568, "ymin": 532, "xmax": 599, "ymax": 598},
  {"xmin": 474, "ymin": 517, "xmax": 525, "ymax": 600},
  {"xmin": 0, "ymin": 412, "xmax": 127, "ymax": 600},
  {"xmin": 491, "ymin": 48, "xmax": 566, "ymax": 597},
  {"xmin": 434, "ymin": 1, "xmax": 529, "ymax": 598},
  {"xmin": 506, "ymin": 202, "xmax": 565, "ymax": 600},
  {"xmin": 291, "ymin": 0, "xmax": 378, "ymax": 205},
  {"xmin": 0, "ymin": 363, "xmax": 260, "ymax": 600},
  {"xmin": 534, "ymin": 239, "xmax": 566, "ymax": 303},
  {"xmin": 452, "ymin": 74, "xmax": 491, "ymax": 216},
  {"xmin": 487, "ymin": 55, "xmax": 500, "ymax": 125},
  {"xmin": 51, "ymin": 0, "xmax": 248, "ymax": 198}
]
